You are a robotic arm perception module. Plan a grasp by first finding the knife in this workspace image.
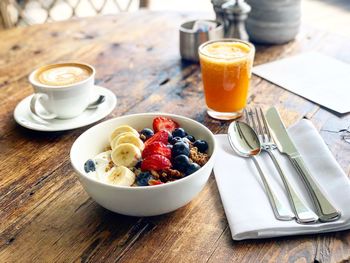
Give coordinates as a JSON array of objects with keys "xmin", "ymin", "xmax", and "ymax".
[{"xmin": 265, "ymin": 107, "xmax": 341, "ymax": 222}]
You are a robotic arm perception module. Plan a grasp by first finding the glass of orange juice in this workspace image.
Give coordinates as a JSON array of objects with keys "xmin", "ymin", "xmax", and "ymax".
[{"xmin": 198, "ymin": 39, "xmax": 255, "ymax": 120}]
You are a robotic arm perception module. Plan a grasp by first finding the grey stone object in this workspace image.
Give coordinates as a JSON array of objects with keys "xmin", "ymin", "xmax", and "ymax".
[{"xmin": 246, "ymin": 0, "xmax": 301, "ymax": 44}]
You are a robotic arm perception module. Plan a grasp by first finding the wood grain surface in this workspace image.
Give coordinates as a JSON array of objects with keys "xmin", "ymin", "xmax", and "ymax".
[{"xmin": 0, "ymin": 10, "xmax": 350, "ymax": 263}]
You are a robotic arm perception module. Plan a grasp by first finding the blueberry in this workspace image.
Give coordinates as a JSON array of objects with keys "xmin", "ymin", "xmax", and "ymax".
[
  {"xmin": 172, "ymin": 141, "xmax": 190, "ymax": 157},
  {"xmin": 140, "ymin": 128, "xmax": 154, "ymax": 141},
  {"xmin": 170, "ymin": 136, "xmax": 184, "ymax": 145},
  {"xmin": 185, "ymin": 163, "xmax": 201, "ymax": 175},
  {"xmin": 193, "ymin": 140, "xmax": 209, "ymax": 153},
  {"xmin": 173, "ymin": 155, "xmax": 191, "ymax": 173},
  {"xmin": 171, "ymin": 136, "xmax": 190, "ymax": 147},
  {"xmin": 136, "ymin": 171, "xmax": 152, "ymax": 186},
  {"xmin": 172, "ymin": 128, "xmax": 187, "ymax": 138},
  {"xmin": 135, "ymin": 160, "xmax": 142, "ymax": 169},
  {"xmin": 185, "ymin": 135, "xmax": 195, "ymax": 142},
  {"xmin": 84, "ymin": 159, "xmax": 96, "ymax": 173}
]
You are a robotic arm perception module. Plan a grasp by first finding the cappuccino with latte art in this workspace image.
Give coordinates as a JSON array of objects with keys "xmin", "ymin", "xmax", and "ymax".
[
  {"xmin": 29, "ymin": 62, "xmax": 95, "ymax": 119},
  {"xmin": 34, "ymin": 63, "xmax": 93, "ymax": 87}
]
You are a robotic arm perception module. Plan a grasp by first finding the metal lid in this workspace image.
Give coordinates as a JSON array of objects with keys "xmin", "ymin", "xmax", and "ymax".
[
  {"xmin": 211, "ymin": 0, "xmax": 228, "ymax": 7},
  {"xmin": 222, "ymin": 0, "xmax": 251, "ymax": 15}
]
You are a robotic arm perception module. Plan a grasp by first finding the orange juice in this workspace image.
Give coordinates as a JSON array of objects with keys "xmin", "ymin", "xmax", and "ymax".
[{"xmin": 199, "ymin": 40, "xmax": 255, "ymax": 120}]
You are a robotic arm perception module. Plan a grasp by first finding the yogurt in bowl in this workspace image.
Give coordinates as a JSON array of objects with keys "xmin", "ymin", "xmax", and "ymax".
[{"xmin": 70, "ymin": 113, "xmax": 217, "ymax": 216}]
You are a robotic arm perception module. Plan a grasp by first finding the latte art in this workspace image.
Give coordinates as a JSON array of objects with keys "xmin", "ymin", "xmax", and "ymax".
[{"xmin": 35, "ymin": 63, "xmax": 92, "ymax": 86}]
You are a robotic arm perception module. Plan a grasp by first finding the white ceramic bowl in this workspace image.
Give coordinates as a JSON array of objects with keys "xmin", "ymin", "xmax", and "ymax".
[{"xmin": 70, "ymin": 113, "xmax": 217, "ymax": 216}]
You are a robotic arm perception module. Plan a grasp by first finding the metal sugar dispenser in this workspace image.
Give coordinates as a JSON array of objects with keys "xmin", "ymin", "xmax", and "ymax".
[
  {"xmin": 211, "ymin": 0, "xmax": 228, "ymax": 26},
  {"xmin": 222, "ymin": 0, "xmax": 251, "ymax": 41}
]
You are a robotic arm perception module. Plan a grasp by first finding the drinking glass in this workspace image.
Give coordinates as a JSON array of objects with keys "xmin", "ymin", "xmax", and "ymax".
[{"xmin": 199, "ymin": 39, "xmax": 255, "ymax": 120}]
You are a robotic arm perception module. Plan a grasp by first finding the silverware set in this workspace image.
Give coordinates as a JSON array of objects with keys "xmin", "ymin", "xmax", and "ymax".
[{"xmin": 228, "ymin": 106, "xmax": 341, "ymax": 224}]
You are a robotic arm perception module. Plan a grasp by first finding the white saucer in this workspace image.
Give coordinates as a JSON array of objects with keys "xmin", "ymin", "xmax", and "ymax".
[{"xmin": 14, "ymin": 85, "xmax": 117, "ymax": 132}]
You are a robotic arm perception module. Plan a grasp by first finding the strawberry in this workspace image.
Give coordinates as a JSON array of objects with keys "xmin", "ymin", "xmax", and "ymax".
[
  {"xmin": 144, "ymin": 130, "xmax": 169, "ymax": 146},
  {"xmin": 142, "ymin": 142, "xmax": 171, "ymax": 159},
  {"xmin": 141, "ymin": 154, "xmax": 171, "ymax": 171},
  {"xmin": 148, "ymin": 179, "xmax": 164, "ymax": 186},
  {"xmin": 153, "ymin": 117, "xmax": 179, "ymax": 133}
]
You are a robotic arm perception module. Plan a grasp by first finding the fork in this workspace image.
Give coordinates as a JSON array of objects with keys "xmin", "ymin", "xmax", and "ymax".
[{"xmin": 245, "ymin": 107, "xmax": 319, "ymax": 224}]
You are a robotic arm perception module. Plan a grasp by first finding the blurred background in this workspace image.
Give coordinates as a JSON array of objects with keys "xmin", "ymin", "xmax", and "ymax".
[{"xmin": 0, "ymin": 0, "xmax": 349, "ymax": 38}]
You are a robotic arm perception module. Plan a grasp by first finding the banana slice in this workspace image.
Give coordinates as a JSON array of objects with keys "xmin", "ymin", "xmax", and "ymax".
[
  {"xmin": 111, "ymin": 132, "xmax": 145, "ymax": 150},
  {"xmin": 107, "ymin": 166, "xmax": 135, "ymax": 186},
  {"xmin": 109, "ymin": 125, "xmax": 139, "ymax": 143},
  {"xmin": 111, "ymin": 143, "xmax": 141, "ymax": 167},
  {"xmin": 110, "ymin": 131, "xmax": 137, "ymax": 149}
]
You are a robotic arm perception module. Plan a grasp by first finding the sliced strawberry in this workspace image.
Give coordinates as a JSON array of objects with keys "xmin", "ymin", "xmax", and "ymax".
[
  {"xmin": 142, "ymin": 142, "xmax": 171, "ymax": 159},
  {"xmin": 141, "ymin": 154, "xmax": 171, "ymax": 171},
  {"xmin": 148, "ymin": 179, "xmax": 164, "ymax": 186},
  {"xmin": 153, "ymin": 117, "xmax": 179, "ymax": 133},
  {"xmin": 144, "ymin": 130, "xmax": 169, "ymax": 146}
]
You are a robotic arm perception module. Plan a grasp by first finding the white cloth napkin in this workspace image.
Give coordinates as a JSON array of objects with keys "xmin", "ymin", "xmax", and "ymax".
[{"xmin": 214, "ymin": 119, "xmax": 350, "ymax": 240}]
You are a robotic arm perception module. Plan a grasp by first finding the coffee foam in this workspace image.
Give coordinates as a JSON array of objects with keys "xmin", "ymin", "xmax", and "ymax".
[{"xmin": 35, "ymin": 63, "xmax": 93, "ymax": 86}]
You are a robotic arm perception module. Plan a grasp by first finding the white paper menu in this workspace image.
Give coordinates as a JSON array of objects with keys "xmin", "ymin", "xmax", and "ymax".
[{"xmin": 253, "ymin": 52, "xmax": 350, "ymax": 114}]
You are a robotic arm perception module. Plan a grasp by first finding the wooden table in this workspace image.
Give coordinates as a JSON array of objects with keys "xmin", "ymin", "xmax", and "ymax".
[{"xmin": 1, "ymin": 10, "xmax": 350, "ymax": 263}]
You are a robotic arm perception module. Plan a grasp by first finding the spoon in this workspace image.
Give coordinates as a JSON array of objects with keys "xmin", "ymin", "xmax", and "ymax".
[
  {"xmin": 87, "ymin": 95, "xmax": 106, "ymax": 109},
  {"xmin": 228, "ymin": 121, "xmax": 295, "ymax": 221}
]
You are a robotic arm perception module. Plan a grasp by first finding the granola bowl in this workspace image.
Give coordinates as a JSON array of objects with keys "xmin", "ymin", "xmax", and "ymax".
[{"xmin": 70, "ymin": 113, "xmax": 217, "ymax": 216}]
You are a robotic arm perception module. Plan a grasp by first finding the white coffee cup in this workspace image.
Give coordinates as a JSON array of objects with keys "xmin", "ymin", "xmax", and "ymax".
[{"xmin": 29, "ymin": 62, "xmax": 96, "ymax": 120}]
